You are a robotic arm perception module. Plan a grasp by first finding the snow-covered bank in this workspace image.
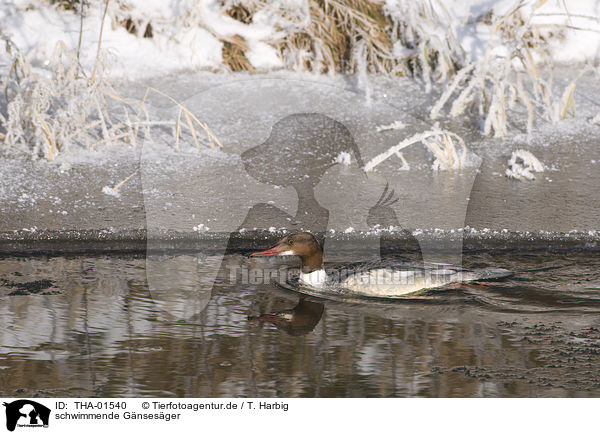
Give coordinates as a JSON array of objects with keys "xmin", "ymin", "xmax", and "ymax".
[
  {"xmin": 1, "ymin": 0, "xmax": 600, "ymax": 160},
  {"xmin": 1, "ymin": 0, "xmax": 598, "ymax": 77}
]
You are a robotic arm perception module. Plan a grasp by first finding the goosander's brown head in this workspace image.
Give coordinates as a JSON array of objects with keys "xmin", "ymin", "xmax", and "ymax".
[{"xmin": 251, "ymin": 232, "xmax": 324, "ymax": 272}]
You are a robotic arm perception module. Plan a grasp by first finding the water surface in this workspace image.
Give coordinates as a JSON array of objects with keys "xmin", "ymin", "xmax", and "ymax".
[{"xmin": 1, "ymin": 250, "xmax": 600, "ymax": 397}]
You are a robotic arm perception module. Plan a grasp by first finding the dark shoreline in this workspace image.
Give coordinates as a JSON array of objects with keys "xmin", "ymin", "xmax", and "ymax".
[{"xmin": 1, "ymin": 228, "xmax": 598, "ymax": 255}]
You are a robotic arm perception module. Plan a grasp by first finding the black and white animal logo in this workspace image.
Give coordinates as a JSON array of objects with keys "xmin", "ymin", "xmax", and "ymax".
[{"xmin": 3, "ymin": 400, "xmax": 50, "ymax": 431}]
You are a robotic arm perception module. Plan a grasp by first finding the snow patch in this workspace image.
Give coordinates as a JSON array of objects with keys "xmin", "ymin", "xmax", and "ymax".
[
  {"xmin": 335, "ymin": 152, "xmax": 353, "ymax": 166},
  {"xmin": 102, "ymin": 186, "xmax": 121, "ymax": 198},
  {"xmin": 376, "ymin": 121, "xmax": 406, "ymax": 132}
]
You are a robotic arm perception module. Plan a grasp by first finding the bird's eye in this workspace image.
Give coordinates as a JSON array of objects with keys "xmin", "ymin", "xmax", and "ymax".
[{"xmin": 288, "ymin": 239, "xmax": 294, "ymax": 246}]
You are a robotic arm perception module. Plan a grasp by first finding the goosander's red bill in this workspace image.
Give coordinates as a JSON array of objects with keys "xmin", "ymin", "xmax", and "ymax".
[{"xmin": 251, "ymin": 245, "xmax": 283, "ymax": 256}]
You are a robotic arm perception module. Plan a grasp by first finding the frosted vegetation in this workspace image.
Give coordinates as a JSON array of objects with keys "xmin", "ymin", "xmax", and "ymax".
[
  {"xmin": 0, "ymin": 0, "xmax": 599, "ymax": 160},
  {"xmin": 365, "ymin": 128, "xmax": 475, "ymax": 171},
  {"xmin": 505, "ymin": 149, "xmax": 545, "ymax": 180},
  {"xmin": 0, "ymin": 28, "xmax": 221, "ymax": 160}
]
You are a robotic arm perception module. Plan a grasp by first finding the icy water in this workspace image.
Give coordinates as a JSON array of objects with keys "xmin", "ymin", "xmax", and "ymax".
[{"xmin": 1, "ymin": 250, "xmax": 600, "ymax": 398}]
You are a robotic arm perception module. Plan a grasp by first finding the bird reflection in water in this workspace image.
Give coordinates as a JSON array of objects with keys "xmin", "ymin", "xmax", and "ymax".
[{"xmin": 248, "ymin": 297, "xmax": 324, "ymax": 336}]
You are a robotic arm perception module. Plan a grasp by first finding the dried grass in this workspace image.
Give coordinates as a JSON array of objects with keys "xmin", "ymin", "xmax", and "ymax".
[
  {"xmin": 365, "ymin": 128, "xmax": 469, "ymax": 171},
  {"xmin": 222, "ymin": 36, "xmax": 255, "ymax": 72},
  {"xmin": 0, "ymin": 37, "xmax": 221, "ymax": 160},
  {"xmin": 0, "ymin": 39, "xmax": 120, "ymax": 160},
  {"xmin": 384, "ymin": 0, "xmax": 463, "ymax": 87},
  {"xmin": 273, "ymin": 0, "xmax": 394, "ymax": 74},
  {"xmin": 431, "ymin": 1, "xmax": 589, "ymax": 137},
  {"xmin": 110, "ymin": 168, "xmax": 139, "ymax": 192},
  {"xmin": 506, "ymin": 149, "xmax": 544, "ymax": 180},
  {"xmin": 216, "ymin": 0, "xmax": 461, "ymax": 77}
]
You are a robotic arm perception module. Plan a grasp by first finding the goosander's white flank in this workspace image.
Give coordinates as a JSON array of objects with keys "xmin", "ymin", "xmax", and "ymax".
[{"xmin": 251, "ymin": 232, "xmax": 512, "ymax": 298}]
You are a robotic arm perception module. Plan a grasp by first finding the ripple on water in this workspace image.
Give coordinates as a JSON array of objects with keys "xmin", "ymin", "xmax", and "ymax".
[{"xmin": 0, "ymin": 251, "xmax": 600, "ymax": 397}]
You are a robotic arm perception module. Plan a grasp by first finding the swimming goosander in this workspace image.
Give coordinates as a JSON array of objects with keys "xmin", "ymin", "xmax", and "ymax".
[{"xmin": 251, "ymin": 232, "xmax": 512, "ymax": 298}]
